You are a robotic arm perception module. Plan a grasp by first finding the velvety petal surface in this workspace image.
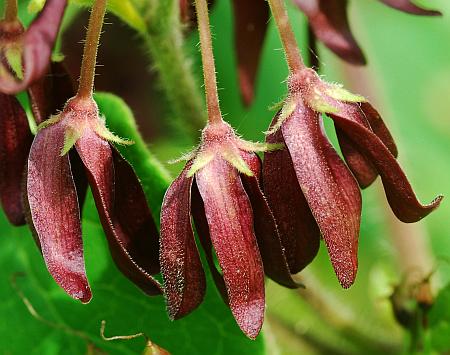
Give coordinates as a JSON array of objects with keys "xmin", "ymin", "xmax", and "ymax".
[
  {"xmin": 330, "ymin": 114, "xmax": 443, "ymax": 222},
  {"xmin": 0, "ymin": 94, "xmax": 33, "ymax": 225},
  {"xmin": 241, "ymin": 151, "xmax": 300, "ymax": 288},
  {"xmin": 263, "ymin": 114, "xmax": 320, "ymax": 274},
  {"xmin": 196, "ymin": 157, "xmax": 265, "ymax": 339},
  {"xmin": 282, "ymin": 101, "xmax": 362, "ymax": 288},
  {"xmin": 27, "ymin": 122, "xmax": 91, "ymax": 302},
  {"xmin": 293, "ymin": 0, "xmax": 366, "ymax": 65},
  {"xmin": 76, "ymin": 131, "xmax": 162, "ymax": 296},
  {"xmin": 160, "ymin": 163, "xmax": 206, "ymax": 319},
  {"xmin": 232, "ymin": 0, "xmax": 269, "ymax": 105},
  {"xmin": 0, "ymin": 0, "xmax": 67, "ymax": 94},
  {"xmin": 378, "ymin": 0, "xmax": 442, "ymax": 16}
]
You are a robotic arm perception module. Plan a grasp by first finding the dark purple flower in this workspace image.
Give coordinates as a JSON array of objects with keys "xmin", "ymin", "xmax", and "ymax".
[
  {"xmin": 264, "ymin": 68, "xmax": 442, "ymax": 288},
  {"xmin": 0, "ymin": 0, "xmax": 67, "ymax": 94},
  {"xmin": 26, "ymin": 96, "xmax": 161, "ymax": 303},
  {"xmin": 292, "ymin": 0, "xmax": 441, "ymax": 65},
  {"xmin": 160, "ymin": 121, "xmax": 297, "ymax": 339}
]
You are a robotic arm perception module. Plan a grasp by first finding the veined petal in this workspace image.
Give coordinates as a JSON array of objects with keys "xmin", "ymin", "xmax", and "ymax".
[
  {"xmin": 196, "ymin": 157, "xmax": 265, "ymax": 339},
  {"xmin": 241, "ymin": 151, "xmax": 301, "ymax": 289},
  {"xmin": 76, "ymin": 131, "xmax": 162, "ymax": 296},
  {"xmin": 27, "ymin": 122, "xmax": 91, "ymax": 302},
  {"xmin": 330, "ymin": 114, "xmax": 443, "ymax": 222},
  {"xmin": 263, "ymin": 113, "xmax": 320, "ymax": 274},
  {"xmin": 282, "ymin": 101, "xmax": 362, "ymax": 288},
  {"xmin": 0, "ymin": 0, "xmax": 67, "ymax": 94},
  {"xmin": 378, "ymin": 0, "xmax": 442, "ymax": 16},
  {"xmin": 292, "ymin": 0, "xmax": 366, "ymax": 65},
  {"xmin": 160, "ymin": 162, "xmax": 206, "ymax": 319},
  {"xmin": 232, "ymin": 0, "xmax": 269, "ymax": 105},
  {"xmin": 0, "ymin": 94, "xmax": 33, "ymax": 225},
  {"xmin": 191, "ymin": 181, "xmax": 228, "ymax": 303}
]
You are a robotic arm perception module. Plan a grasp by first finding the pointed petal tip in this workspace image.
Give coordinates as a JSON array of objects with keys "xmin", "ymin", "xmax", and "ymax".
[
  {"xmin": 233, "ymin": 300, "xmax": 264, "ymax": 340},
  {"xmin": 398, "ymin": 194, "xmax": 444, "ymax": 223}
]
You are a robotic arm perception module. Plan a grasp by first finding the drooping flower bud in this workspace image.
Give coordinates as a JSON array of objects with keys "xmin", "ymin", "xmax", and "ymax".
[
  {"xmin": 160, "ymin": 121, "xmax": 297, "ymax": 339},
  {"xmin": 27, "ymin": 96, "xmax": 162, "ymax": 302}
]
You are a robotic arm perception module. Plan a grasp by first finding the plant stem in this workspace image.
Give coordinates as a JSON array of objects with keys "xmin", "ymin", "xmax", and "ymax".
[
  {"xmin": 77, "ymin": 0, "xmax": 107, "ymax": 99},
  {"xmin": 4, "ymin": 0, "xmax": 18, "ymax": 22},
  {"xmin": 267, "ymin": 0, "xmax": 305, "ymax": 73},
  {"xmin": 194, "ymin": 0, "xmax": 222, "ymax": 124}
]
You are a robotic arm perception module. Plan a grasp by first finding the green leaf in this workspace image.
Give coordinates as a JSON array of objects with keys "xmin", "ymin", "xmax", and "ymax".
[
  {"xmin": 0, "ymin": 93, "xmax": 265, "ymax": 354},
  {"xmin": 428, "ymin": 284, "xmax": 450, "ymax": 352}
]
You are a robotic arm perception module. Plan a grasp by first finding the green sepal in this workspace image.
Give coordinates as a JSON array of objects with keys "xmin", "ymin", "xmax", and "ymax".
[
  {"xmin": 61, "ymin": 126, "xmax": 82, "ymax": 156},
  {"xmin": 37, "ymin": 114, "xmax": 63, "ymax": 131},
  {"xmin": 5, "ymin": 46, "xmax": 23, "ymax": 81},
  {"xmin": 326, "ymin": 84, "xmax": 366, "ymax": 103},
  {"xmin": 221, "ymin": 148, "xmax": 253, "ymax": 176},
  {"xmin": 265, "ymin": 98, "xmax": 297, "ymax": 135},
  {"xmin": 238, "ymin": 140, "xmax": 284, "ymax": 152},
  {"xmin": 94, "ymin": 121, "xmax": 134, "ymax": 146},
  {"xmin": 187, "ymin": 151, "xmax": 215, "ymax": 177}
]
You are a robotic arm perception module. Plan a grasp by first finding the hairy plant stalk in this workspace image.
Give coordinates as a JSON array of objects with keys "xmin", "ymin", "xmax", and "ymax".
[
  {"xmin": 194, "ymin": 0, "xmax": 222, "ymax": 124},
  {"xmin": 4, "ymin": 0, "xmax": 18, "ymax": 21},
  {"xmin": 144, "ymin": 1, "xmax": 205, "ymax": 138},
  {"xmin": 267, "ymin": 0, "xmax": 305, "ymax": 73},
  {"xmin": 77, "ymin": 0, "xmax": 107, "ymax": 99}
]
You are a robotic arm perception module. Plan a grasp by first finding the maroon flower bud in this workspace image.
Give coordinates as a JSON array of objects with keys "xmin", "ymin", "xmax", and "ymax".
[
  {"xmin": 292, "ymin": 0, "xmax": 366, "ymax": 65},
  {"xmin": 378, "ymin": 0, "xmax": 442, "ymax": 16},
  {"xmin": 0, "ymin": 93, "xmax": 33, "ymax": 225},
  {"xmin": 0, "ymin": 0, "xmax": 67, "ymax": 94},
  {"xmin": 26, "ymin": 96, "xmax": 161, "ymax": 303},
  {"xmin": 264, "ymin": 68, "xmax": 442, "ymax": 288},
  {"xmin": 232, "ymin": 0, "xmax": 270, "ymax": 106},
  {"xmin": 160, "ymin": 121, "xmax": 297, "ymax": 339},
  {"xmin": 292, "ymin": 0, "xmax": 440, "ymax": 65}
]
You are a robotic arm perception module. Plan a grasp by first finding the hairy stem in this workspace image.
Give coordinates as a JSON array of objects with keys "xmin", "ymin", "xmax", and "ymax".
[
  {"xmin": 77, "ymin": 0, "xmax": 107, "ymax": 99},
  {"xmin": 143, "ymin": 1, "xmax": 205, "ymax": 139},
  {"xmin": 4, "ymin": 0, "xmax": 18, "ymax": 22},
  {"xmin": 267, "ymin": 0, "xmax": 305, "ymax": 73},
  {"xmin": 194, "ymin": 0, "xmax": 222, "ymax": 124}
]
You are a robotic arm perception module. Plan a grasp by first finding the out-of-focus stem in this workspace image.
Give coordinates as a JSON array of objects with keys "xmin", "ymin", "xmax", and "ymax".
[
  {"xmin": 4, "ymin": 0, "xmax": 18, "ymax": 21},
  {"xmin": 194, "ymin": 0, "xmax": 222, "ymax": 124},
  {"xmin": 267, "ymin": 0, "xmax": 305, "ymax": 73},
  {"xmin": 77, "ymin": 0, "xmax": 107, "ymax": 99}
]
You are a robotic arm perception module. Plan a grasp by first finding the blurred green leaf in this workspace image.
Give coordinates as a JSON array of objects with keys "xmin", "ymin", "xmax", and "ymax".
[
  {"xmin": 0, "ymin": 93, "xmax": 265, "ymax": 354},
  {"xmin": 428, "ymin": 284, "xmax": 450, "ymax": 352}
]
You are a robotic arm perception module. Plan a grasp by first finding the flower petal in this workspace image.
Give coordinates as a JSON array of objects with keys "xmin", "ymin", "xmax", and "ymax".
[
  {"xmin": 378, "ymin": 0, "xmax": 442, "ymax": 16},
  {"xmin": 160, "ymin": 163, "xmax": 206, "ymax": 319},
  {"xmin": 292, "ymin": 0, "xmax": 366, "ymax": 65},
  {"xmin": 241, "ymin": 151, "xmax": 300, "ymax": 289},
  {"xmin": 232, "ymin": 0, "xmax": 269, "ymax": 105},
  {"xmin": 263, "ymin": 114, "xmax": 320, "ymax": 274},
  {"xmin": 196, "ymin": 157, "xmax": 265, "ymax": 339},
  {"xmin": 191, "ymin": 181, "xmax": 228, "ymax": 303},
  {"xmin": 0, "ymin": 94, "xmax": 33, "ymax": 225},
  {"xmin": 330, "ymin": 114, "xmax": 443, "ymax": 222},
  {"xmin": 76, "ymin": 131, "xmax": 162, "ymax": 296},
  {"xmin": 28, "ymin": 62, "xmax": 75, "ymax": 125},
  {"xmin": 282, "ymin": 101, "xmax": 361, "ymax": 288},
  {"xmin": 27, "ymin": 122, "xmax": 91, "ymax": 302},
  {"xmin": 0, "ymin": 0, "xmax": 67, "ymax": 94}
]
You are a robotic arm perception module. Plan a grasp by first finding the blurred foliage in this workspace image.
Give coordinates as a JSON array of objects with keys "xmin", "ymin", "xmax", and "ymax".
[{"xmin": 0, "ymin": 0, "xmax": 449, "ymax": 354}]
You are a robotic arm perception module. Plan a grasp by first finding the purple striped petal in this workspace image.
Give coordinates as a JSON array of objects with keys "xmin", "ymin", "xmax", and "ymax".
[
  {"xmin": 282, "ymin": 100, "xmax": 362, "ymax": 288},
  {"xmin": 0, "ymin": 94, "xmax": 33, "ymax": 225},
  {"xmin": 263, "ymin": 114, "xmax": 320, "ymax": 274},
  {"xmin": 378, "ymin": 0, "xmax": 441, "ymax": 16},
  {"xmin": 27, "ymin": 122, "xmax": 91, "ymax": 302},
  {"xmin": 232, "ymin": 0, "xmax": 269, "ymax": 106},
  {"xmin": 330, "ymin": 114, "xmax": 443, "ymax": 222},
  {"xmin": 76, "ymin": 131, "xmax": 162, "ymax": 296},
  {"xmin": 160, "ymin": 163, "xmax": 206, "ymax": 319},
  {"xmin": 196, "ymin": 157, "xmax": 265, "ymax": 339},
  {"xmin": 292, "ymin": 0, "xmax": 366, "ymax": 65},
  {"xmin": 241, "ymin": 151, "xmax": 300, "ymax": 288},
  {"xmin": 0, "ymin": 0, "xmax": 67, "ymax": 94}
]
